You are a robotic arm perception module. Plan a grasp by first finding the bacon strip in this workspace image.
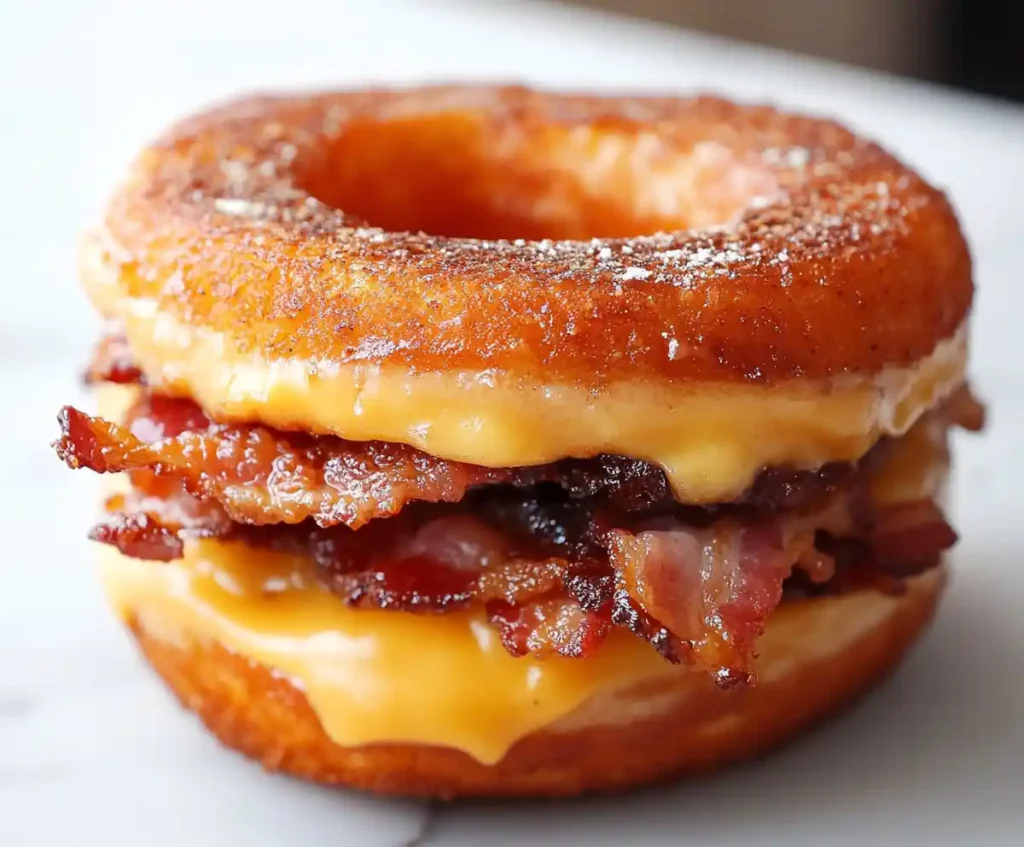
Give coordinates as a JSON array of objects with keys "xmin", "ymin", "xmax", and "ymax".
[
  {"xmin": 214, "ymin": 490, "xmax": 870, "ymax": 676},
  {"xmin": 56, "ymin": 376, "xmax": 886, "ymax": 535},
  {"xmin": 90, "ymin": 512, "xmax": 184, "ymax": 561},
  {"xmin": 608, "ymin": 521, "xmax": 823, "ymax": 683},
  {"xmin": 487, "ymin": 596, "xmax": 612, "ymax": 659},
  {"xmin": 868, "ymin": 499, "xmax": 958, "ymax": 573},
  {"xmin": 74, "ymin": 472, "xmax": 956, "ymax": 680},
  {"xmin": 285, "ymin": 514, "xmax": 568, "ymax": 613},
  {"xmin": 55, "ymin": 371, "xmax": 972, "ymax": 680},
  {"xmin": 56, "ymin": 395, "xmax": 857, "ymax": 533},
  {"xmin": 83, "ymin": 333, "xmax": 144, "ymax": 385},
  {"xmin": 55, "ymin": 401, "xmax": 519, "ymax": 529}
]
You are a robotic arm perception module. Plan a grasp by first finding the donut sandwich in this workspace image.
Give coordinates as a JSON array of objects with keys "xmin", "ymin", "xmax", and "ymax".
[{"xmin": 55, "ymin": 86, "xmax": 983, "ymax": 798}]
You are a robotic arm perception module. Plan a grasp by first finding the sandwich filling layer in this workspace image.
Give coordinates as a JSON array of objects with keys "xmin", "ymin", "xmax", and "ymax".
[
  {"xmin": 62, "ymin": 376, "xmax": 972, "ymax": 667},
  {"xmin": 56, "ymin": 352, "xmax": 979, "ymax": 763},
  {"xmin": 80, "ymin": 260, "xmax": 968, "ymax": 501},
  {"xmin": 102, "ymin": 542, "xmax": 945, "ymax": 765}
]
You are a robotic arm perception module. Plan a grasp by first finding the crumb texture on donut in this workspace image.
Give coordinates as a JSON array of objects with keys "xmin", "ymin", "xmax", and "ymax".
[
  {"xmin": 124, "ymin": 567, "xmax": 944, "ymax": 798},
  {"xmin": 88, "ymin": 86, "xmax": 972, "ymax": 386}
]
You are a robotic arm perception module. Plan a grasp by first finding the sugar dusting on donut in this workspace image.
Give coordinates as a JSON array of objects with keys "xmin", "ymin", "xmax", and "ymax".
[{"xmin": 92, "ymin": 86, "xmax": 971, "ymax": 383}]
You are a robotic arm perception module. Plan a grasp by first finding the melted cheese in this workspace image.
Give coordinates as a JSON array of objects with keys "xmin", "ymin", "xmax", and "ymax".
[
  {"xmin": 93, "ymin": 387, "xmax": 951, "ymax": 765},
  {"xmin": 101, "ymin": 541, "xmax": 677, "ymax": 765},
  {"xmin": 81, "ymin": 251, "xmax": 967, "ymax": 502}
]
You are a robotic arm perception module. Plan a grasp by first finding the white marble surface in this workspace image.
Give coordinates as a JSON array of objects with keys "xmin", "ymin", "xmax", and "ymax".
[{"xmin": 2, "ymin": 1, "xmax": 1023, "ymax": 843}]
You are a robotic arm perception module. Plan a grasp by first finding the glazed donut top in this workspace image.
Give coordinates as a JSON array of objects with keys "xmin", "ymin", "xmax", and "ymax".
[{"xmin": 81, "ymin": 86, "xmax": 972, "ymax": 501}]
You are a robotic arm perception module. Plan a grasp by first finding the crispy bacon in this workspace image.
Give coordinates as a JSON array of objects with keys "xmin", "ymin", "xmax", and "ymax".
[
  {"xmin": 83, "ymin": 333, "xmax": 144, "ymax": 385},
  {"xmin": 278, "ymin": 514, "xmax": 567, "ymax": 613},
  {"xmin": 487, "ymin": 596, "xmax": 612, "ymax": 659},
  {"xmin": 55, "ymin": 401, "xmax": 518, "ymax": 529},
  {"xmin": 54, "ymin": 394, "xmax": 866, "ymax": 533},
  {"xmin": 607, "ymin": 521, "xmax": 822, "ymax": 680},
  {"xmin": 91, "ymin": 476, "xmax": 233, "ymax": 561},
  {"xmin": 118, "ymin": 474, "xmax": 233, "ymax": 535},
  {"xmin": 55, "ymin": 363, "xmax": 977, "ymax": 680},
  {"xmin": 90, "ymin": 512, "xmax": 183, "ymax": 561},
  {"xmin": 72, "ymin": 470, "xmax": 956, "ymax": 680},
  {"xmin": 868, "ymin": 499, "xmax": 958, "ymax": 574},
  {"xmin": 214, "ymin": 491, "xmax": 862, "ymax": 676},
  {"xmin": 790, "ymin": 498, "xmax": 958, "ymax": 598}
]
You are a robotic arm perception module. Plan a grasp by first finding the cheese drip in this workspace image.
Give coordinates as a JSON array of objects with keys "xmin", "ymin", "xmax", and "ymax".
[{"xmin": 102, "ymin": 542, "xmax": 678, "ymax": 765}]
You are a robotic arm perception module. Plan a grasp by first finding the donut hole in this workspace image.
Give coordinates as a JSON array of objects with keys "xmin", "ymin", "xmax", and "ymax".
[{"xmin": 298, "ymin": 115, "xmax": 780, "ymax": 240}]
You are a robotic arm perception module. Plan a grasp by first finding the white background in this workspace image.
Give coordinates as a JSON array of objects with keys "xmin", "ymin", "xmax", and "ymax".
[{"xmin": 2, "ymin": 1, "xmax": 1022, "ymax": 844}]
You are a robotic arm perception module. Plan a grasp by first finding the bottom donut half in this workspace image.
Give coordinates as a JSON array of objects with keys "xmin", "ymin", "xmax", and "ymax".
[{"xmin": 113, "ymin": 551, "xmax": 945, "ymax": 799}]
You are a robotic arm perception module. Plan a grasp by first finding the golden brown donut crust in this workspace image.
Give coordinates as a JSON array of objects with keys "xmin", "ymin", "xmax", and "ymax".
[
  {"xmin": 91, "ymin": 86, "xmax": 972, "ymax": 386},
  {"xmin": 127, "ymin": 568, "xmax": 945, "ymax": 798}
]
